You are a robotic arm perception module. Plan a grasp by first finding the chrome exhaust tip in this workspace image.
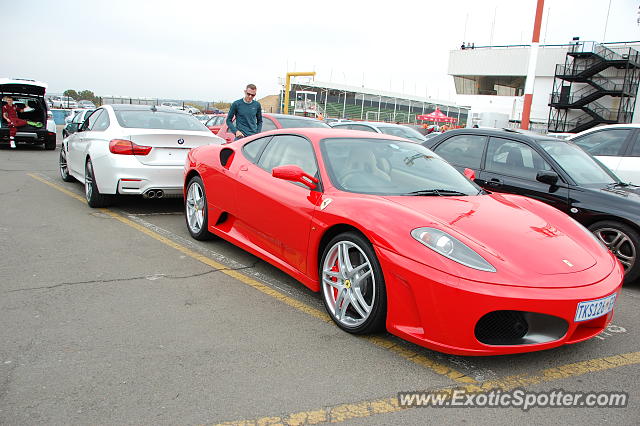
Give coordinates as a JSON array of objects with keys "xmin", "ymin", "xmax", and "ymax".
[
  {"xmin": 155, "ymin": 190, "xmax": 164, "ymax": 198},
  {"xmin": 145, "ymin": 190, "xmax": 156, "ymax": 198}
]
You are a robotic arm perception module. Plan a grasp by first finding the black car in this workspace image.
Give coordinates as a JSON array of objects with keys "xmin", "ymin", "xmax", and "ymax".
[
  {"xmin": 0, "ymin": 79, "xmax": 56, "ymax": 149},
  {"xmin": 63, "ymin": 109, "xmax": 95, "ymax": 138},
  {"xmin": 426, "ymin": 128, "xmax": 640, "ymax": 284}
]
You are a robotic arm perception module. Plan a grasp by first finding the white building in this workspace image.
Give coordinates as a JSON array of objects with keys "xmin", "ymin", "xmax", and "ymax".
[{"xmin": 449, "ymin": 41, "xmax": 640, "ymax": 132}]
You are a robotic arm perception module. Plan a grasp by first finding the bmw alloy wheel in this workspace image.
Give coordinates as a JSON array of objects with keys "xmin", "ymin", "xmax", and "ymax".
[
  {"xmin": 85, "ymin": 160, "xmax": 94, "ymax": 201},
  {"xmin": 59, "ymin": 148, "xmax": 72, "ymax": 182}
]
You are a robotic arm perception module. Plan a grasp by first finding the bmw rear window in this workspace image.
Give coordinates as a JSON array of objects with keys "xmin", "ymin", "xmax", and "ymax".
[{"xmin": 114, "ymin": 110, "xmax": 208, "ymax": 131}]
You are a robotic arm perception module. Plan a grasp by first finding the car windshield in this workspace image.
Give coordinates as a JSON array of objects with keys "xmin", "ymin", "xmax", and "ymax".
[
  {"xmin": 276, "ymin": 117, "xmax": 330, "ymax": 128},
  {"xmin": 321, "ymin": 138, "xmax": 481, "ymax": 196},
  {"xmin": 114, "ymin": 110, "xmax": 209, "ymax": 131},
  {"xmin": 538, "ymin": 140, "xmax": 619, "ymax": 185},
  {"xmin": 376, "ymin": 125, "xmax": 426, "ymax": 143}
]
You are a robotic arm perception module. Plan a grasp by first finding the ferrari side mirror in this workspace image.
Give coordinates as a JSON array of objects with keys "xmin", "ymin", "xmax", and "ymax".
[
  {"xmin": 463, "ymin": 168, "xmax": 476, "ymax": 181},
  {"xmin": 272, "ymin": 165, "xmax": 318, "ymax": 190}
]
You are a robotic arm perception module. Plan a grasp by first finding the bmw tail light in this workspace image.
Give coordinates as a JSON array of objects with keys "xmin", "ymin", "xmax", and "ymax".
[{"xmin": 109, "ymin": 139, "xmax": 152, "ymax": 155}]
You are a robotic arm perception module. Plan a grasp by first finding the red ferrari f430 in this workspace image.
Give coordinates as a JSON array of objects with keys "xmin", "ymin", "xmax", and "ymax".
[{"xmin": 183, "ymin": 128, "xmax": 623, "ymax": 355}]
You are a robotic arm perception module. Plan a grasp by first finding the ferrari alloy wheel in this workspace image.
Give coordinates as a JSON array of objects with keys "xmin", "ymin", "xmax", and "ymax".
[
  {"xmin": 59, "ymin": 148, "xmax": 74, "ymax": 182},
  {"xmin": 84, "ymin": 158, "xmax": 112, "ymax": 208},
  {"xmin": 185, "ymin": 176, "xmax": 214, "ymax": 240},
  {"xmin": 589, "ymin": 221, "xmax": 639, "ymax": 283},
  {"xmin": 321, "ymin": 232, "xmax": 386, "ymax": 334}
]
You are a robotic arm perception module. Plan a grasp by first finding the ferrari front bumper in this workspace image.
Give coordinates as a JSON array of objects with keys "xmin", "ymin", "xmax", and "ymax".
[{"xmin": 377, "ymin": 246, "xmax": 624, "ymax": 356}]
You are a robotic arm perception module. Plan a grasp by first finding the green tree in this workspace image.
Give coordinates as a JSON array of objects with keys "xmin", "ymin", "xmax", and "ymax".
[
  {"xmin": 77, "ymin": 90, "xmax": 100, "ymax": 105},
  {"xmin": 63, "ymin": 89, "xmax": 79, "ymax": 100},
  {"xmin": 77, "ymin": 90, "xmax": 95, "ymax": 101}
]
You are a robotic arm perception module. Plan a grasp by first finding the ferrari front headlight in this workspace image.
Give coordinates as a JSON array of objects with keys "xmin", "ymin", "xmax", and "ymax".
[{"xmin": 411, "ymin": 227, "xmax": 496, "ymax": 272}]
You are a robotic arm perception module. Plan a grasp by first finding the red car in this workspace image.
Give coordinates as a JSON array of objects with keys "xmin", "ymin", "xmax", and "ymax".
[
  {"xmin": 215, "ymin": 112, "xmax": 329, "ymax": 143},
  {"xmin": 204, "ymin": 114, "xmax": 226, "ymax": 135},
  {"xmin": 183, "ymin": 128, "xmax": 623, "ymax": 355}
]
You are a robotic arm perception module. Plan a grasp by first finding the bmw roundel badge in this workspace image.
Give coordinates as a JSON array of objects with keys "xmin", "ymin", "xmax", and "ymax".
[{"xmin": 178, "ymin": 138, "xmax": 185, "ymax": 145}]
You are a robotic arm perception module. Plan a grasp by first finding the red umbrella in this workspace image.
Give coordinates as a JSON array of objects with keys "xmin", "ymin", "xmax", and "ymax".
[{"xmin": 417, "ymin": 108, "xmax": 457, "ymax": 123}]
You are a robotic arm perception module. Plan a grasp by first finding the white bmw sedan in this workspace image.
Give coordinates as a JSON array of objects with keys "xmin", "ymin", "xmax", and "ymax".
[{"xmin": 60, "ymin": 104, "xmax": 224, "ymax": 207}]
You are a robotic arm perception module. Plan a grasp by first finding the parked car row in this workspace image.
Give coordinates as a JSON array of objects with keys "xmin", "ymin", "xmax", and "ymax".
[
  {"xmin": 46, "ymin": 96, "xmax": 95, "ymax": 110},
  {"xmin": 52, "ymin": 96, "xmax": 637, "ymax": 356},
  {"xmin": 160, "ymin": 101, "xmax": 200, "ymax": 114}
]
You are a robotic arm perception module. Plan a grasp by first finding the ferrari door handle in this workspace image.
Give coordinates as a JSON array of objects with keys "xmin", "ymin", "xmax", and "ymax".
[{"xmin": 486, "ymin": 178, "xmax": 502, "ymax": 186}]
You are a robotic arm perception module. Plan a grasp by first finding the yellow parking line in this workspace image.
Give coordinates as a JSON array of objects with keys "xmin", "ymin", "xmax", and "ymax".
[
  {"xmin": 216, "ymin": 351, "xmax": 640, "ymax": 425},
  {"xmin": 29, "ymin": 173, "xmax": 474, "ymax": 383}
]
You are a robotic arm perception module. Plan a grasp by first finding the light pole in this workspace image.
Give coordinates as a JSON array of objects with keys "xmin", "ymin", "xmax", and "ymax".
[{"xmin": 521, "ymin": 0, "xmax": 545, "ymax": 130}]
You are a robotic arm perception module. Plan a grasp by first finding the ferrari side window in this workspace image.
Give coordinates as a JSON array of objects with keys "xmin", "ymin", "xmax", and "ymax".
[
  {"xmin": 242, "ymin": 136, "xmax": 272, "ymax": 163},
  {"xmin": 258, "ymin": 135, "xmax": 318, "ymax": 178}
]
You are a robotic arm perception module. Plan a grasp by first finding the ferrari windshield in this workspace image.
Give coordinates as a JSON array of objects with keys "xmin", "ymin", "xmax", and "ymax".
[
  {"xmin": 320, "ymin": 138, "xmax": 481, "ymax": 196},
  {"xmin": 538, "ymin": 140, "xmax": 618, "ymax": 185}
]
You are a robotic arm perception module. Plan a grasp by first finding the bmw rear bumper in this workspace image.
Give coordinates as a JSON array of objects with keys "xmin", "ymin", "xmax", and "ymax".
[{"xmin": 92, "ymin": 154, "xmax": 185, "ymax": 196}]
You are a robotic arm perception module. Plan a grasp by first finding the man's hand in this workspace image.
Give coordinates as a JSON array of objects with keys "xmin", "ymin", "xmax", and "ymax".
[{"xmin": 235, "ymin": 130, "xmax": 244, "ymax": 138}]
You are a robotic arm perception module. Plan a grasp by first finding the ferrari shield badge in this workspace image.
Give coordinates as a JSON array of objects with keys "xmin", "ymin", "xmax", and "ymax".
[{"xmin": 320, "ymin": 198, "xmax": 333, "ymax": 210}]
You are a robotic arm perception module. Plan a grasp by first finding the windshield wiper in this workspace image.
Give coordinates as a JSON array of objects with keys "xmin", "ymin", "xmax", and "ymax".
[
  {"xmin": 403, "ymin": 189, "xmax": 469, "ymax": 196},
  {"xmin": 606, "ymin": 182, "xmax": 630, "ymax": 188}
]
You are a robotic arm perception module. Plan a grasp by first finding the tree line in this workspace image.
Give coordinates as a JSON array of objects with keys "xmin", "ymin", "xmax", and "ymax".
[
  {"xmin": 62, "ymin": 89, "xmax": 232, "ymax": 111},
  {"xmin": 63, "ymin": 89, "xmax": 100, "ymax": 106}
]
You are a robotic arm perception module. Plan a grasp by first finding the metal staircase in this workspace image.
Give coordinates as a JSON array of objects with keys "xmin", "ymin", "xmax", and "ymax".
[{"xmin": 548, "ymin": 42, "xmax": 640, "ymax": 133}]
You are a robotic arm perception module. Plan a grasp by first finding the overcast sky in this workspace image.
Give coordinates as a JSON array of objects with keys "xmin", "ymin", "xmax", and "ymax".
[{"xmin": 4, "ymin": 0, "xmax": 640, "ymax": 103}]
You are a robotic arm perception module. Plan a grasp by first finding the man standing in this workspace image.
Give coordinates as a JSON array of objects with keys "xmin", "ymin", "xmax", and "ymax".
[
  {"xmin": 226, "ymin": 84, "xmax": 262, "ymax": 140},
  {"xmin": 2, "ymin": 96, "xmax": 27, "ymax": 149}
]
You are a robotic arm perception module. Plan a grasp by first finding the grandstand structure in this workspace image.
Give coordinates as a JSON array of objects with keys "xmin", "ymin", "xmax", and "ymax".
[{"xmin": 284, "ymin": 80, "xmax": 470, "ymax": 126}]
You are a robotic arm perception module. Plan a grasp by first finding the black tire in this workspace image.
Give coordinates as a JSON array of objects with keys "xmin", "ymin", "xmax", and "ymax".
[
  {"xmin": 185, "ymin": 176, "xmax": 215, "ymax": 240},
  {"xmin": 84, "ymin": 157, "xmax": 112, "ymax": 208},
  {"xmin": 589, "ymin": 220, "xmax": 640, "ymax": 284},
  {"xmin": 44, "ymin": 138, "xmax": 56, "ymax": 150},
  {"xmin": 319, "ymin": 231, "xmax": 387, "ymax": 334},
  {"xmin": 59, "ymin": 147, "xmax": 75, "ymax": 182}
]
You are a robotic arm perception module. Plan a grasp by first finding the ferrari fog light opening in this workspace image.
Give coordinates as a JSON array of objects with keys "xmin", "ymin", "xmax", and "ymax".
[{"xmin": 411, "ymin": 227, "xmax": 496, "ymax": 272}]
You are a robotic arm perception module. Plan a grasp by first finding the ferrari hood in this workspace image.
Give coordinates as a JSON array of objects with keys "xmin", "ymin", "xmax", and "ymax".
[{"xmin": 384, "ymin": 193, "xmax": 599, "ymax": 280}]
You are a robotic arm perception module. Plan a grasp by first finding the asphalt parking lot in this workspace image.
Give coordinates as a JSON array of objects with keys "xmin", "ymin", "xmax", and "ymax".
[{"xmin": 0, "ymin": 135, "xmax": 639, "ymax": 425}]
